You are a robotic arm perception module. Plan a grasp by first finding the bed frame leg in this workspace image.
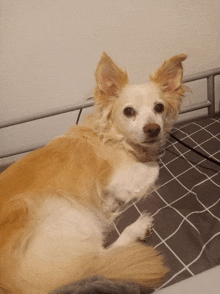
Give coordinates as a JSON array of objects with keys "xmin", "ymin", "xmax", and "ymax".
[{"xmin": 207, "ymin": 75, "xmax": 215, "ymax": 118}]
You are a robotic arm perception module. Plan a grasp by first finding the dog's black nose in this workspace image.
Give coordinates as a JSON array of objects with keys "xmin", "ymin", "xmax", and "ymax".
[{"xmin": 143, "ymin": 123, "xmax": 161, "ymax": 138}]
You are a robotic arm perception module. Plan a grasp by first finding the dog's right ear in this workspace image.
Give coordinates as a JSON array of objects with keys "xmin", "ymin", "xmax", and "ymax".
[{"xmin": 95, "ymin": 52, "xmax": 129, "ymax": 97}]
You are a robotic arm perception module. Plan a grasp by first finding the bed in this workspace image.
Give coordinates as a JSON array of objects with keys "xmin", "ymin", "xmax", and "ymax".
[{"xmin": 0, "ymin": 67, "xmax": 220, "ymax": 293}]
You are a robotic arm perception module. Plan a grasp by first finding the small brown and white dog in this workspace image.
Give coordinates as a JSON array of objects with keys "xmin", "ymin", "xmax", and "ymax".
[{"xmin": 0, "ymin": 52, "xmax": 187, "ymax": 293}]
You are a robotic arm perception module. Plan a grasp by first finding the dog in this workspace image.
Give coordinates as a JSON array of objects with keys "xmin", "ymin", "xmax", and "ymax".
[{"xmin": 0, "ymin": 52, "xmax": 187, "ymax": 293}]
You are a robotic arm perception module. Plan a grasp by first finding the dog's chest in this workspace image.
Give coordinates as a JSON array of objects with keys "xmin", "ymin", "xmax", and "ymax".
[{"xmin": 106, "ymin": 161, "xmax": 159, "ymax": 202}]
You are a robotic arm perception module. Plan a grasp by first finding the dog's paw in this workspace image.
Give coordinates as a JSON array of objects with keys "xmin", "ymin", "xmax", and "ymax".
[
  {"xmin": 109, "ymin": 213, "xmax": 154, "ymax": 249},
  {"xmin": 132, "ymin": 212, "xmax": 154, "ymax": 241},
  {"xmin": 120, "ymin": 213, "xmax": 154, "ymax": 243}
]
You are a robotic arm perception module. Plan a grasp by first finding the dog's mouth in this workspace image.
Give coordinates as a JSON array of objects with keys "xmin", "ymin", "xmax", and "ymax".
[
  {"xmin": 141, "ymin": 139, "xmax": 158, "ymax": 145},
  {"xmin": 128, "ymin": 136, "xmax": 163, "ymax": 148}
]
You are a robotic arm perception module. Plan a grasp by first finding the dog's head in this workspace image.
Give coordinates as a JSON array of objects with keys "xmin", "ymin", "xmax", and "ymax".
[{"xmin": 94, "ymin": 52, "xmax": 187, "ymax": 149}]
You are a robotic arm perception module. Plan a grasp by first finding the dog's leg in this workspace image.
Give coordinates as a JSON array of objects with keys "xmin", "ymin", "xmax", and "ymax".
[
  {"xmin": 107, "ymin": 161, "xmax": 159, "ymax": 203},
  {"xmin": 108, "ymin": 212, "xmax": 154, "ymax": 250}
]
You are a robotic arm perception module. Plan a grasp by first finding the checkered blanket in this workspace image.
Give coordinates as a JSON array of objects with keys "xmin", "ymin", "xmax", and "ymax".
[{"xmin": 109, "ymin": 117, "xmax": 220, "ymax": 290}]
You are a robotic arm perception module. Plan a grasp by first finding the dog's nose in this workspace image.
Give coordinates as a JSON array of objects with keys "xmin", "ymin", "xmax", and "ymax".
[{"xmin": 143, "ymin": 123, "xmax": 161, "ymax": 138}]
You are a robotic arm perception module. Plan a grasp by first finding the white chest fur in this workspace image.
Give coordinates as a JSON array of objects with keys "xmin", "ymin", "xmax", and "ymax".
[{"xmin": 107, "ymin": 161, "xmax": 159, "ymax": 202}]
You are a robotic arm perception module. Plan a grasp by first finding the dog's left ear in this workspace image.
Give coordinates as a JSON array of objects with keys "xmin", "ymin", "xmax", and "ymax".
[
  {"xmin": 95, "ymin": 52, "xmax": 129, "ymax": 97},
  {"xmin": 150, "ymin": 54, "xmax": 187, "ymax": 93},
  {"xmin": 150, "ymin": 54, "xmax": 187, "ymax": 122}
]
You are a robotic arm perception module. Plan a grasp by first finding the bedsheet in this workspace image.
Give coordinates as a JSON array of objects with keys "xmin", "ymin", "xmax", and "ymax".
[{"xmin": 107, "ymin": 116, "xmax": 220, "ymax": 290}]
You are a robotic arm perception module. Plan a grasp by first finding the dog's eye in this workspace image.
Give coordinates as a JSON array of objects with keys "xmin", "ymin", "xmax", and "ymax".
[
  {"xmin": 123, "ymin": 107, "xmax": 135, "ymax": 117},
  {"xmin": 155, "ymin": 103, "xmax": 164, "ymax": 113}
]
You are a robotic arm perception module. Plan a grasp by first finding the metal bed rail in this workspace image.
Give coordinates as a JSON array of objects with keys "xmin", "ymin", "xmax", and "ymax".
[
  {"xmin": 182, "ymin": 67, "xmax": 220, "ymax": 117},
  {"xmin": 0, "ymin": 67, "xmax": 220, "ymax": 159}
]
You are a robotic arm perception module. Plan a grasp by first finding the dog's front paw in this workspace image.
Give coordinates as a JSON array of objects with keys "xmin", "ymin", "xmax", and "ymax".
[
  {"xmin": 120, "ymin": 213, "xmax": 154, "ymax": 243},
  {"xmin": 109, "ymin": 213, "xmax": 154, "ymax": 249},
  {"xmin": 131, "ymin": 212, "xmax": 154, "ymax": 241}
]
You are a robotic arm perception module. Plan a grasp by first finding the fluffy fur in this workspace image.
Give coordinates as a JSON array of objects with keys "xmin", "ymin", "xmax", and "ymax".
[{"xmin": 0, "ymin": 52, "xmax": 187, "ymax": 293}]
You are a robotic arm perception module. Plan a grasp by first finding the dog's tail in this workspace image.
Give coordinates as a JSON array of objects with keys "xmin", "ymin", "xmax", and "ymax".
[{"xmin": 94, "ymin": 242, "xmax": 168, "ymax": 288}]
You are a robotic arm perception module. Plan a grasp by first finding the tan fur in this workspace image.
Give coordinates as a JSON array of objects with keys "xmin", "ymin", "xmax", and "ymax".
[
  {"xmin": 0, "ymin": 52, "xmax": 187, "ymax": 293},
  {"xmin": 96, "ymin": 243, "xmax": 167, "ymax": 287}
]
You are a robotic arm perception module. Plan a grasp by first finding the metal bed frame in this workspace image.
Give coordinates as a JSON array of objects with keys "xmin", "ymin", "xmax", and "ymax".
[{"xmin": 1, "ymin": 67, "xmax": 220, "ymax": 159}]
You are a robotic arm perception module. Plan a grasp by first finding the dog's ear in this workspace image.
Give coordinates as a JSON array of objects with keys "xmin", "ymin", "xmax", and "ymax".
[
  {"xmin": 150, "ymin": 54, "xmax": 187, "ymax": 93},
  {"xmin": 150, "ymin": 54, "xmax": 187, "ymax": 123},
  {"xmin": 95, "ymin": 52, "xmax": 129, "ymax": 97}
]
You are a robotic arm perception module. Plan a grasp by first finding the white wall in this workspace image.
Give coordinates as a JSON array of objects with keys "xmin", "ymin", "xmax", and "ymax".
[{"xmin": 1, "ymin": 0, "xmax": 220, "ymax": 165}]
